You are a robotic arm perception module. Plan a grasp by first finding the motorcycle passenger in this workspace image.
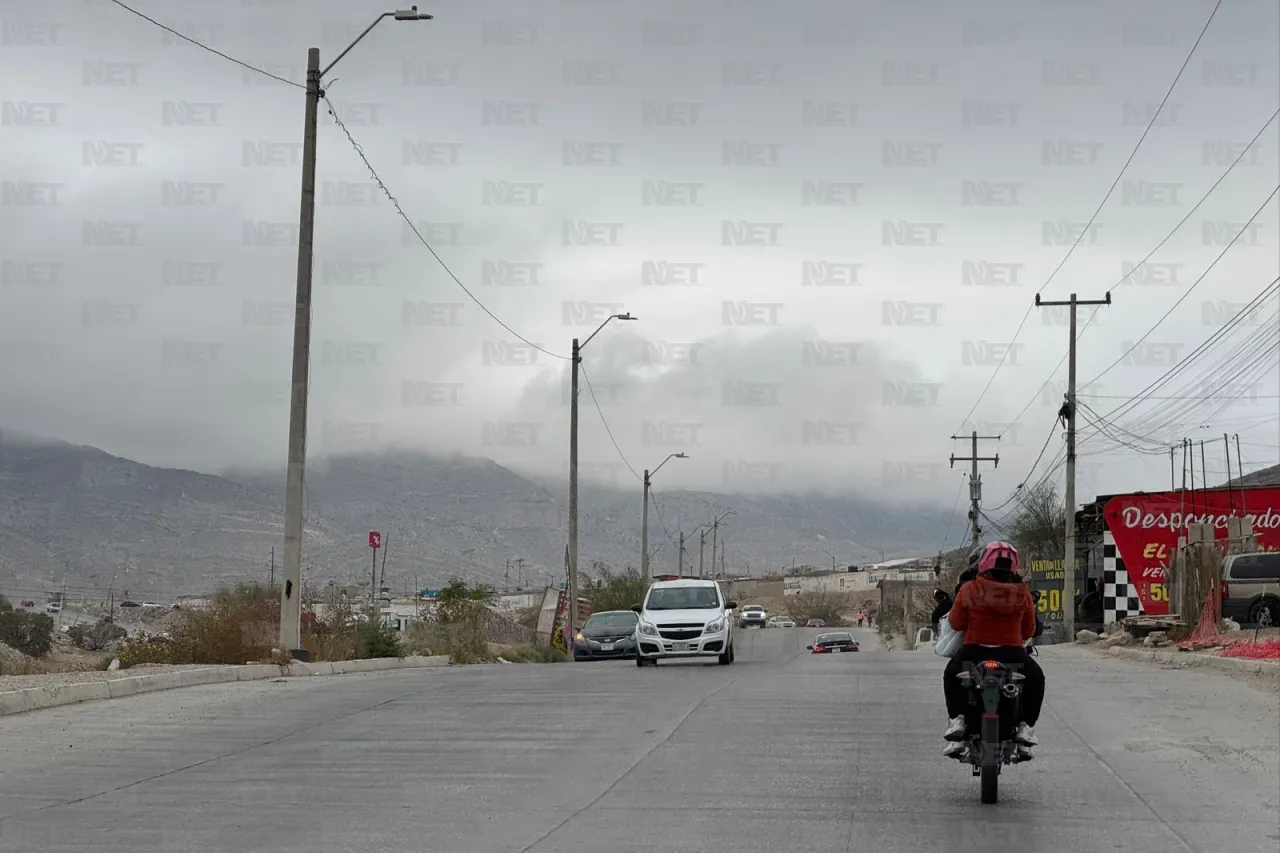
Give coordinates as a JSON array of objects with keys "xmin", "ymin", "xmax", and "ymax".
[
  {"xmin": 940, "ymin": 541, "xmax": 1044, "ymax": 760},
  {"xmin": 930, "ymin": 548, "xmax": 982, "ymax": 630}
]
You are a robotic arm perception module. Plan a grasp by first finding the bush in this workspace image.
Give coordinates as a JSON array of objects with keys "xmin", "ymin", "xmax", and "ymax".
[
  {"xmin": 355, "ymin": 619, "xmax": 403, "ymax": 659},
  {"xmin": 67, "ymin": 619, "xmax": 128, "ymax": 651},
  {"xmin": 167, "ymin": 583, "xmax": 278, "ymax": 665},
  {"xmin": 0, "ymin": 596, "xmax": 54, "ymax": 658},
  {"xmin": 116, "ymin": 634, "xmax": 175, "ymax": 669}
]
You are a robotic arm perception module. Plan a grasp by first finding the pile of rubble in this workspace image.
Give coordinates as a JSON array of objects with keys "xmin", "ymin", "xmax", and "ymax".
[{"xmin": 1075, "ymin": 618, "xmax": 1245, "ymax": 651}]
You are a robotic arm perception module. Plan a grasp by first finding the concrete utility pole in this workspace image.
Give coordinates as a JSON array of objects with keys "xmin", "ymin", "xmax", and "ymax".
[
  {"xmin": 568, "ymin": 312, "xmax": 636, "ymax": 639},
  {"xmin": 949, "ymin": 431, "xmax": 1000, "ymax": 550},
  {"xmin": 1034, "ymin": 291, "xmax": 1111, "ymax": 643},
  {"xmin": 698, "ymin": 527, "xmax": 708, "ymax": 577},
  {"xmin": 642, "ymin": 453, "xmax": 687, "ymax": 578},
  {"xmin": 710, "ymin": 511, "xmax": 732, "ymax": 578},
  {"xmin": 278, "ymin": 7, "xmax": 434, "ymax": 658},
  {"xmin": 677, "ymin": 531, "xmax": 686, "ymax": 575}
]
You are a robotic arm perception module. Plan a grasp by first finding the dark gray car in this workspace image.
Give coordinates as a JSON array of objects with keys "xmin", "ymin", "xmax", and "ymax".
[{"xmin": 572, "ymin": 610, "xmax": 639, "ymax": 661}]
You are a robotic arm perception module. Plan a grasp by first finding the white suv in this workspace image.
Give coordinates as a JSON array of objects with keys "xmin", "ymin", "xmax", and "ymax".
[{"xmin": 632, "ymin": 578, "xmax": 737, "ymax": 666}]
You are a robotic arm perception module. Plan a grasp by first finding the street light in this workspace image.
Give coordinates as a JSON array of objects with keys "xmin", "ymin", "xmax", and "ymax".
[
  {"xmin": 642, "ymin": 453, "xmax": 688, "ymax": 578},
  {"xmin": 568, "ymin": 311, "xmax": 636, "ymax": 635},
  {"xmin": 278, "ymin": 7, "xmax": 434, "ymax": 659}
]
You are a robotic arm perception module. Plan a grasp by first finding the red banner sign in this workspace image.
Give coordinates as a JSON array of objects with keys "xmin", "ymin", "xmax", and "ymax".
[
  {"xmin": 368, "ymin": 531, "xmax": 382, "ymax": 549},
  {"xmin": 1103, "ymin": 487, "xmax": 1280, "ymax": 616}
]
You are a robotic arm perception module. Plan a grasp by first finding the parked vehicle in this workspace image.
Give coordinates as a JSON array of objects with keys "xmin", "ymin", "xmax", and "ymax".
[
  {"xmin": 572, "ymin": 610, "xmax": 639, "ymax": 661},
  {"xmin": 1221, "ymin": 551, "xmax": 1280, "ymax": 626},
  {"xmin": 632, "ymin": 578, "xmax": 737, "ymax": 666},
  {"xmin": 951, "ymin": 659, "xmax": 1031, "ymax": 804}
]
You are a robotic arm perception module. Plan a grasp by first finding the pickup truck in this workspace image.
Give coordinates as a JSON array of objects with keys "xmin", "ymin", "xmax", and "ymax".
[{"xmin": 738, "ymin": 605, "xmax": 767, "ymax": 629}]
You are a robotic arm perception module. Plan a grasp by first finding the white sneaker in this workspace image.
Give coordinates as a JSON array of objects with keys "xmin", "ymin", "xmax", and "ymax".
[
  {"xmin": 943, "ymin": 742, "xmax": 967, "ymax": 759},
  {"xmin": 1014, "ymin": 723, "xmax": 1038, "ymax": 746},
  {"xmin": 944, "ymin": 716, "xmax": 967, "ymax": 741}
]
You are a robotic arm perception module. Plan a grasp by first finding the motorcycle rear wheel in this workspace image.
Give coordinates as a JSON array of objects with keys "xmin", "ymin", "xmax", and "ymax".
[{"xmin": 980, "ymin": 763, "xmax": 999, "ymax": 804}]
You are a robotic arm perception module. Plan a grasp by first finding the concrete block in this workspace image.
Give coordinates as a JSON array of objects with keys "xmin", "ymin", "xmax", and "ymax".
[
  {"xmin": 0, "ymin": 691, "xmax": 27, "ymax": 715},
  {"xmin": 30, "ymin": 682, "xmax": 111, "ymax": 710},
  {"xmin": 107, "ymin": 678, "xmax": 142, "ymax": 699},
  {"xmin": 234, "ymin": 665, "xmax": 279, "ymax": 682},
  {"xmin": 177, "ymin": 668, "xmax": 228, "ymax": 688}
]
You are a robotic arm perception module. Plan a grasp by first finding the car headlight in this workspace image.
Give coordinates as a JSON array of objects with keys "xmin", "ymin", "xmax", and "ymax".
[
  {"xmin": 638, "ymin": 621, "xmax": 658, "ymax": 636},
  {"xmin": 574, "ymin": 632, "xmax": 585, "ymax": 642},
  {"xmin": 705, "ymin": 618, "xmax": 725, "ymax": 633}
]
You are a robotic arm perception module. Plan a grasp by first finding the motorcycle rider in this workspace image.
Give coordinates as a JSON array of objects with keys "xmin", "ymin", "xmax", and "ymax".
[
  {"xmin": 930, "ymin": 548, "xmax": 982, "ymax": 630},
  {"xmin": 940, "ymin": 541, "xmax": 1044, "ymax": 760}
]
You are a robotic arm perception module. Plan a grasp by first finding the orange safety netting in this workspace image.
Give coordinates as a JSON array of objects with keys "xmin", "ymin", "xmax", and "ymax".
[
  {"xmin": 1220, "ymin": 638, "xmax": 1280, "ymax": 659},
  {"xmin": 1177, "ymin": 585, "xmax": 1224, "ymax": 651}
]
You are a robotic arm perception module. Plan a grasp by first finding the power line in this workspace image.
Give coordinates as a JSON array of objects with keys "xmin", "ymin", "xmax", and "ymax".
[
  {"xmin": 997, "ymin": 107, "xmax": 1279, "ymax": 432},
  {"xmin": 952, "ymin": 0, "xmax": 1225, "ymax": 433},
  {"xmin": 324, "ymin": 103, "xmax": 570, "ymax": 361},
  {"xmin": 986, "ymin": 419, "xmax": 1063, "ymax": 514},
  {"xmin": 578, "ymin": 362, "xmax": 641, "ymax": 482},
  {"xmin": 106, "ymin": 0, "xmax": 305, "ymax": 87}
]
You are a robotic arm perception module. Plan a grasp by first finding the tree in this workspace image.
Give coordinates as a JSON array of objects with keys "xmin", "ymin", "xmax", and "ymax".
[
  {"xmin": 1006, "ymin": 480, "xmax": 1067, "ymax": 562},
  {"xmin": 582, "ymin": 563, "xmax": 648, "ymax": 613},
  {"xmin": 435, "ymin": 577, "xmax": 494, "ymax": 624}
]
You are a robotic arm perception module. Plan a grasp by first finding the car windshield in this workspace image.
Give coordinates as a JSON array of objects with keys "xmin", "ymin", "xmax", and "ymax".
[
  {"xmin": 584, "ymin": 612, "xmax": 637, "ymax": 630},
  {"xmin": 646, "ymin": 586, "xmax": 721, "ymax": 610},
  {"xmin": 817, "ymin": 633, "xmax": 853, "ymax": 644}
]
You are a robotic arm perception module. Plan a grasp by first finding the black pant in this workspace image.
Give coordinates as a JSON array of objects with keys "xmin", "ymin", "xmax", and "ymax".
[{"xmin": 943, "ymin": 644, "xmax": 1045, "ymax": 727}]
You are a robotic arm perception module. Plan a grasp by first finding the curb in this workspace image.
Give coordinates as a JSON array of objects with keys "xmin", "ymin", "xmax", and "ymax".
[
  {"xmin": 0, "ymin": 654, "xmax": 451, "ymax": 718},
  {"xmin": 1100, "ymin": 644, "xmax": 1280, "ymax": 678}
]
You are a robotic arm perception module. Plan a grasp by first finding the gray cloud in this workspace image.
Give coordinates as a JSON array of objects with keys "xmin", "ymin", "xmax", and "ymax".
[{"xmin": 1, "ymin": 0, "xmax": 1277, "ymax": 510}]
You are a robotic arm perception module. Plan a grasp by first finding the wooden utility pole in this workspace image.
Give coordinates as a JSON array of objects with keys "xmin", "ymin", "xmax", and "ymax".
[
  {"xmin": 1034, "ymin": 290, "xmax": 1112, "ymax": 642},
  {"xmin": 949, "ymin": 431, "xmax": 1000, "ymax": 549}
]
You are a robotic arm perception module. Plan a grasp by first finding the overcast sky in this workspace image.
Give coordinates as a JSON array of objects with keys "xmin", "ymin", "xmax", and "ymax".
[{"xmin": 1, "ymin": 0, "xmax": 1277, "ymax": 510}]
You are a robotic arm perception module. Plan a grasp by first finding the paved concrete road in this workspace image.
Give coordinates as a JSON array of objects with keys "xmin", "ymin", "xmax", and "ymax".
[{"xmin": 0, "ymin": 627, "xmax": 1275, "ymax": 853}]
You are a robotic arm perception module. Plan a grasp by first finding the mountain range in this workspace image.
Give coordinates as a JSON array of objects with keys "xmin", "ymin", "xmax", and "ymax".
[{"xmin": 0, "ymin": 429, "xmax": 956, "ymax": 602}]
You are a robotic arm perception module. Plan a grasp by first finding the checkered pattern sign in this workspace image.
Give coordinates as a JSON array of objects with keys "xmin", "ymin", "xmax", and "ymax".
[{"xmin": 1102, "ymin": 529, "xmax": 1144, "ymax": 624}]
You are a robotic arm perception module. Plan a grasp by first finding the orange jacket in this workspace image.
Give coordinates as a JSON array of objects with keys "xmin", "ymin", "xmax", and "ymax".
[{"xmin": 947, "ymin": 574, "xmax": 1036, "ymax": 647}]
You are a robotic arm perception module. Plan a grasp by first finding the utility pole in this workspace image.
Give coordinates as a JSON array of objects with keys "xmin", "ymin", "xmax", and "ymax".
[
  {"xmin": 678, "ymin": 531, "xmax": 686, "ymax": 575},
  {"xmin": 710, "ymin": 511, "xmax": 732, "ymax": 578},
  {"xmin": 949, "ymin": 431, "xmax": 1001, "ymax": 549},
  {"xmin": 568, "ymin": 312, "xmax": 636, "ymax": 638},
  {"xmin": 698, "ymin": 526, "xmax": 708, "ymax": 577},
  {"xmin": 277, "ymin": 8, "xmax": 433, "ymax": 659},
  {"xmin": 642, "ymin": 471, "xmax": 651, "ymax": 577},
  {"xmin": 269, "ymin": 546, "xmax": 275, "ymax": 588},
  {"xmin": 1034, "ymin": 290, "xmax": 1111, "ymax": 644}
]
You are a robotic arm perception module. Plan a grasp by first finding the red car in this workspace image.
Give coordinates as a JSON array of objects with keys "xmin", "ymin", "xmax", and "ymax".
[{"xmin": 808, "ymin": 632, "xmax": 859, "ymax": 653}]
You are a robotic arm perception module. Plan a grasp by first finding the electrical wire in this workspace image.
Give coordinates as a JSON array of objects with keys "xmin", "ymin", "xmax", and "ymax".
[
  {"xmin": 324, "ymin": 105, "xmax": 570, "ymax": 361},
  {"xmin": 998, "ymin": 108, "xmax": 1280, "ymax": 430},
  {"xmin": 985, "ymin": 419, "xmax": 1064, "ymax": 514},
  {"xmin": 1081, "ymin": 185, "xmax": 1280, "ymax": 390},
  {"xmin": 952, "ymin": 0, "xmax": 1225, "ymax": 433},
  {"xmin": 578, "ymin": 362, "xmax": 641, "ymax": 483},
  {"xmin": 937, "ymin": 472, "xmax": 968, "ymax": 553},
  {"xmin": 106, "ymin": 0, "xmax": 305, "ymax": 87}
]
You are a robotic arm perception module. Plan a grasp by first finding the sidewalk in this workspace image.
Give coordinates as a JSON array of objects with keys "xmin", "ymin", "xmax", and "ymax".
[{"xmin": 0, "ymin": 654, "xmax": 450, "ymax": 717}]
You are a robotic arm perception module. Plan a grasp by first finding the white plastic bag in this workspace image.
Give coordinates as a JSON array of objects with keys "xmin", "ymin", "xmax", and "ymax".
[{"xmin": 934, "ymin": 613, "xmax": 963, "ymax": 658}]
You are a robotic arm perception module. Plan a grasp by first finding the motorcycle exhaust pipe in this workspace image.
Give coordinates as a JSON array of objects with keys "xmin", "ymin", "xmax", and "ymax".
[{"xmin": 1001, "ymin": 683, "xmax": 1020, "ymax": 698}]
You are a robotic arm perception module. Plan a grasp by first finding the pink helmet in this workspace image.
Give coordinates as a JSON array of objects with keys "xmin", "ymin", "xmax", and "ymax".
[{"xmin": 977, "ymin": 540, "xmax": 1020, "ymax": 574}]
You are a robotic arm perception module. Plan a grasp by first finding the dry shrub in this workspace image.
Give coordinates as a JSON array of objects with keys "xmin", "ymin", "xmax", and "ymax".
[
  {"xmin": 490, "ymin": 643, "xmax": 567, "ymax": 663},
  {"xmin": 785, "ymin": 591, "xmax": 853, "ymax": 625},
  {"xmin": 403, "ymin": 619, "xmax": 488, "ymax": 664}
]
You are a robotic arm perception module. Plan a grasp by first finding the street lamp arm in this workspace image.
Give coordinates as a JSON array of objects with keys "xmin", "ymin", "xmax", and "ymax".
[
  {"xmin": 581, "ymin": 312, "xmax": 635, "ymax": 350},
  {"xmin": 651, "ymin": 452, "xmax": 687, "ymax": 478},
  {"xmin": 322, "ymin": 8, "xmax": 433, "ymax": 78}
]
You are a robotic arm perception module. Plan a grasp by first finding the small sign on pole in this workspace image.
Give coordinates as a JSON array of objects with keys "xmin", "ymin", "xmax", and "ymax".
[{"xmin": 368, "ymin": 531, "xmax": 382, "ymax": 549}]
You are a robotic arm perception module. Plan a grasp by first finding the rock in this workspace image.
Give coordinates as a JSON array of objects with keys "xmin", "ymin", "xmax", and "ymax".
[
  {"xmin": 1076, "ymin": 630, "xmax": 1099, "ymax": 644},
  {"xmin": 1143, "ymin": 631, "xmax": 1169, "ymax": 648},
  {"xmin": 1100, "ymin": 630, "xmax": 1135, "ymax": 648},
  {"xmin": 107, "ymin": 658, "xmax": 121, "ymax": 670}
]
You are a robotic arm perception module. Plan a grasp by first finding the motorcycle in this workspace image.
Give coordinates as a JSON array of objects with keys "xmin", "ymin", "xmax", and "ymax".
[
  {"xmin": 953, "ymin": 658, "xmax": 1028, "ymax": 804},
  {"xmin": 948, "ymin": 587, "xmax": 1042, "ymax": 805}
]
